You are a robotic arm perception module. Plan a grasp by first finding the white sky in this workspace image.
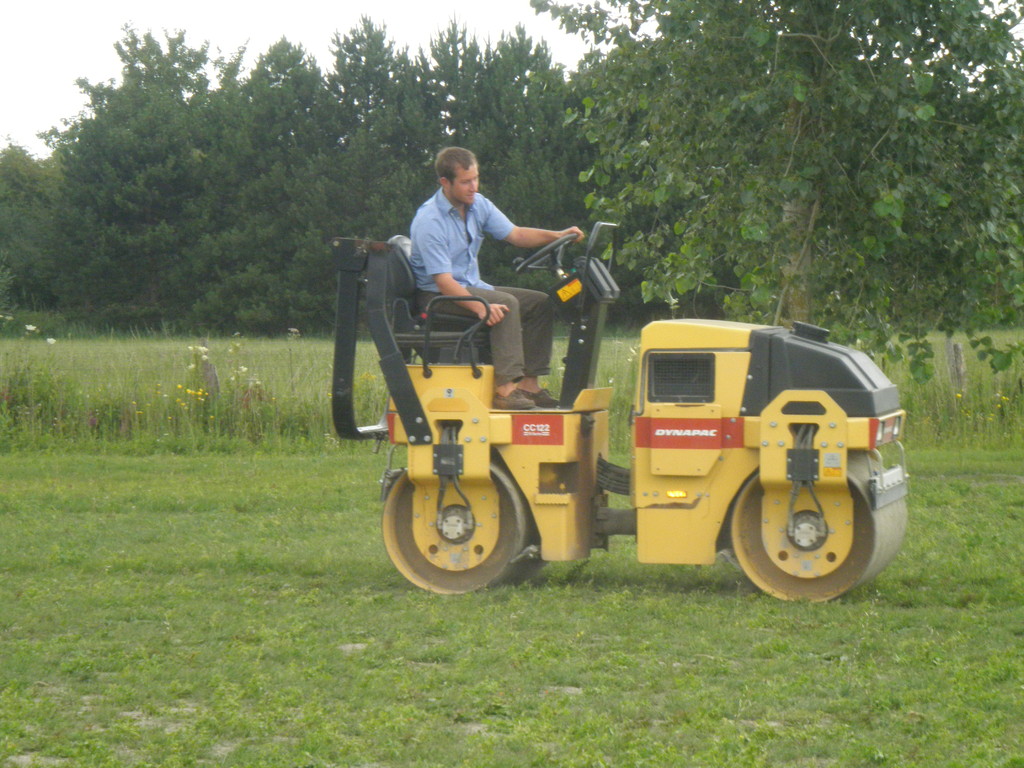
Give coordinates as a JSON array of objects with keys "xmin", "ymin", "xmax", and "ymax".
[{"xmin": 1, "ymin": 0, "xmax": 591, "ymax": 158}]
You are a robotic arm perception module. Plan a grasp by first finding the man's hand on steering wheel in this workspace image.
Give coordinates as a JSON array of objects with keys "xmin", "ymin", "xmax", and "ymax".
[
  {"xmin": 561, "ymin": 226, "xmax": 585, "ymax": 243},
  {"xmin": 515, "ymin": 227, "xmax": 586, "ymax": 274}
]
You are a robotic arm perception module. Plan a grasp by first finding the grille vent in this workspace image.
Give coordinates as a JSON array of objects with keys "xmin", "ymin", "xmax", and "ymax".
[{"xmin": 647, "ymin": 353, "xmax": 715, "ymax": 403}]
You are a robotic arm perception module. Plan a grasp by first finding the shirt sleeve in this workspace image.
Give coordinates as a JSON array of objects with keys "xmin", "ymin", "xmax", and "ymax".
[
  {"xmin": 410, "ymin": 201, "xmax": 455, "ymax": 289},
  {"xmin": 479, "ymin": 198, "xmax": 515, "ymax": 241},
  {"xmin": 415, "ymin": 228, "xmax": 453, "ymax": 278}
]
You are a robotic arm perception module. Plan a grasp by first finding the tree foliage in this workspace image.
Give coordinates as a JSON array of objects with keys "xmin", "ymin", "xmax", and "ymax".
[
  {"xmin": 6, "ymin": 4, "xmax": 1023, "ymax": 360},
  {"xmin": 50, "ymin": 29, "xmax": 226, "ymax": 325},
  {"xmin": 5, "ymin": 20, "xmax": 587, "ymax": 333},
  {"xmin": 537, "ymin": 0, "xmax": 1024, "ymax": 373},
  {"xmin": 0, "ymin": 145, "xmax": 60, "ymax": 309}
]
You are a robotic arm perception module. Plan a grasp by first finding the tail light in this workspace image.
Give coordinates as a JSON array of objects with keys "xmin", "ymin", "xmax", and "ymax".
[{"xmin": 872, "ymin": 414, "xmax": 903, "ymax": 447}]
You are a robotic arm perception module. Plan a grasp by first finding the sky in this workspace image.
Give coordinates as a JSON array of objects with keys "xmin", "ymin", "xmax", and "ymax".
[{"xmin": 1, "ymin": 0, "xmax": 591, "ymax": 158}]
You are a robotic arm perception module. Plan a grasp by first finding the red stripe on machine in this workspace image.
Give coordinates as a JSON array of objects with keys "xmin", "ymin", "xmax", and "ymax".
[
  {"xmin": 512, "ymin": 414, "xmax": 565, "ymax": 445},
  {"xmin": 635, "ymin": 417, "xmax": 743, "ymax": 449}
]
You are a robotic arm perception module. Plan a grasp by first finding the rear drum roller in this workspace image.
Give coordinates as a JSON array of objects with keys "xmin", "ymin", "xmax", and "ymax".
[
  {"xmin": 382, "ymin": 463, "xmax": 542, "ymax": 594},
  {"xmin": 729, "ymin": 456, "xmax": 907, "ymax": 601}
]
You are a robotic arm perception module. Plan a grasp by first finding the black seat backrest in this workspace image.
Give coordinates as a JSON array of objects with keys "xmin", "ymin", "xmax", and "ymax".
[
  {"xmin": 387, "ymin": 236, "xmax": 417, "ymax": 300},
  {"xmin": 386, "ymin": 235, "xmax": 420, "ymax": 331}
]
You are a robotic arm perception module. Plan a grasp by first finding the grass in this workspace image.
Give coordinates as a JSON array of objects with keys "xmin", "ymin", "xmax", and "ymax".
[
  {"xmin": 1, "ymin": 327, "xmax": 1023, "ymax": 452},
  {"xmin": 1, "ymin": 448, "xmax": 1023, "ymax": 767},
  {"xmin": 0, "ymin": 334, "xmax": 386, "ymax": 451},
  {"xmin": 1, "ymin": 325, "xmax": 1022, "ymax": 764},
  {"xmin": 894, "ymin": 332, "xmax": 1024, "ymax": 449}
]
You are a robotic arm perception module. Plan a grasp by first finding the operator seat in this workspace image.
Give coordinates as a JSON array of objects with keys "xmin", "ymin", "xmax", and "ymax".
[{"xmin": 384, "ymin": 235, "xmax": 491, "ymax": 365}]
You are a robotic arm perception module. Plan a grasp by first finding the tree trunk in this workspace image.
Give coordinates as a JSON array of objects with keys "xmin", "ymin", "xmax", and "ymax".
[{"xmin": 775, "ymin": 195, "xmax": 820, "ymax": 325}]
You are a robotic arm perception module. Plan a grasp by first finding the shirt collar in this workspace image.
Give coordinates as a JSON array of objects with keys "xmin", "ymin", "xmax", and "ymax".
[{"xmin": 435, "ymin": 186, "xmax": 472, "ymax": 218}]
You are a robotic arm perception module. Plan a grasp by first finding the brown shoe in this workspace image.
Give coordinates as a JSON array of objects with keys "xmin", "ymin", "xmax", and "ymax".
[
  {"xmin": 493, "ymin": 390, "xmax": 536, "ymax": 410},
  {"xmin": 517, "ymin": 388, "xmax": 560, "ymax": 408}
]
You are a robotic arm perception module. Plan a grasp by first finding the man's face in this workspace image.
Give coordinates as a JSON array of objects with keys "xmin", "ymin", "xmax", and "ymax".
[{"xmin": 440, "ymin": 163, "xmax": 479, "ymax": 209}]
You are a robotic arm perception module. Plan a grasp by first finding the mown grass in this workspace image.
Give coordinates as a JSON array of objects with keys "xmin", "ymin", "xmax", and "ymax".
[
  {"xmin": 1, "ymin": 449, "xmax": 1022, "ymax": 766},
  {"xmin": 1, "ymin": 328, "xmax": 1023, "ymax": 453},
  {"xmin": 1, "ymin": 325, "xmax": 1022, "ymax": 764}
]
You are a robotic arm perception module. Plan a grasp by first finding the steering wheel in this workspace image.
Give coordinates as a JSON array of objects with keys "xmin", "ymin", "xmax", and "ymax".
[{"xmin": 514, "ymin": 232, "xmax": 579, "ymax": 274}]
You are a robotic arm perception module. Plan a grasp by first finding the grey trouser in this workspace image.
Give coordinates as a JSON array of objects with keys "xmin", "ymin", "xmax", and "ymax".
[{"xmin": 417, "ymin": 286, "xmax": 553, "ymax": 386}]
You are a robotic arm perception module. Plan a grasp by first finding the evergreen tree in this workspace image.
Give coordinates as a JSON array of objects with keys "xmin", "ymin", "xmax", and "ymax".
[
  {"xmin": 0, "ymin": 145, "xmax": 60, "ymax": 309},
  {"xmin": 52, "ymin": 29, "xmax": 220, "ymax": 325}
]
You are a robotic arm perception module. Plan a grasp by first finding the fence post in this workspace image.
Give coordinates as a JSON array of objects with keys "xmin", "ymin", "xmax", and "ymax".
[
  {"xmin": 201, "ymin": 337, "xmax": 220, "ymax": 397},
  {"xmin": 946, "ymin": 337, "xmax": 966, "ymax": 394}
]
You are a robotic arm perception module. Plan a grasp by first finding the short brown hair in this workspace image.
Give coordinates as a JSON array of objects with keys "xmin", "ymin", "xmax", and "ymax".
[{"xmin": 435, "ymin": 147, "xmax": 477, "ymax": 181}]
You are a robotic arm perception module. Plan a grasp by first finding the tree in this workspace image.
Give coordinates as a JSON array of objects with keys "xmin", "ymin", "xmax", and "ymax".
[
  {"xmin": 325, "ymin": 19, "xmax": 592, "ymax": 289},
  {"xmin": 536, "ymin": 0, "xmax": 1024, "ymax": 374},
  {"xmin": 0, "ymin": 145, "xmax": 61, "ymax": 309},
  {"xmin": 34, "ymin": 20, "xmax": 597, "ymax": 334},
  {"xmin": 421, "ymin": 23, "xmax": 592, "ymax": 288},
  {"xmin": 327, "ymin": 19, "xmax": 439, "ymax": 238},
  {"xmin": 50, "ymin": 29, "xmax": 223, "ymax": 326},
  {"xmin": 190, "ymin": 39, "xmax": 339, "ymax": 333}
]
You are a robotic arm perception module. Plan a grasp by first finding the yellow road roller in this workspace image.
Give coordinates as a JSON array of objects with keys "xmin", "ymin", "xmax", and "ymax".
[{"xmin": 330, "ymin": 225, "xmax": 908, "ymax": 600}]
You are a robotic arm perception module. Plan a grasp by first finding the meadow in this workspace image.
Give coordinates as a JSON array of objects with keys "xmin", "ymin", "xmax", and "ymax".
[
  {"xmin": 1, "ymin": 327, "xmax": 1022, "ymax": 452},
  {"xmin": 1, "ymin": 328, "xmax": 1023, "ymax": 766}
]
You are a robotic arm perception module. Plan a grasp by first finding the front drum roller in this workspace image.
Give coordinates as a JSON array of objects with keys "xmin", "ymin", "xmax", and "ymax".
[
  {"xmin": 730, "ymin": 454, "xmax": 907, "ymax": 601},
  {"xmin": 382, "ymin": 463, "xmax": 543, "ymax": 594}
]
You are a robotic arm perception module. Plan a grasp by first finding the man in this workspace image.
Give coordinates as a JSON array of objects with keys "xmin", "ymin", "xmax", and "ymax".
[{"xmin": 409, "ymin": 147, "xmax": 584, "ymax": 410}]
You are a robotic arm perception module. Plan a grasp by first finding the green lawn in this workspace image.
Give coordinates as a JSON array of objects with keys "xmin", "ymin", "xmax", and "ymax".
[{"xmin": 1, "ymin": 448, "xmax": 1022, "ymax": 767}]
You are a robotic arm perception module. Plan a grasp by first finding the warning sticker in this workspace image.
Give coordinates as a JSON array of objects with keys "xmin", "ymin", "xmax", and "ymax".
[
  {"xmin": 822, "ymin": 452, "xmax": 842, "ymax": 477},
  {"xmin": 557, "ymin": 279, "xmax": 583, "ymax": 302}
]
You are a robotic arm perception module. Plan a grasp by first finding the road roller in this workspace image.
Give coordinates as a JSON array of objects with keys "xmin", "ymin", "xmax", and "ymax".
[{"xmin": 329, "ymin": 224, "xmax": 908, "ymax": 600}]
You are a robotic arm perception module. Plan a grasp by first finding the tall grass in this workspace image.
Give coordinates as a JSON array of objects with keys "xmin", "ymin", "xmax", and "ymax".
[
  {"xmin": 0, "ymin": 334, "xmax": 345, "ymax": 452},
  {"xmin": 0, "ymin": 328, "xmax": 1021, "ymax": 452},
  {"xmin": 891, "ymin": 331, "xmax": 1024, "ymax": 449}
]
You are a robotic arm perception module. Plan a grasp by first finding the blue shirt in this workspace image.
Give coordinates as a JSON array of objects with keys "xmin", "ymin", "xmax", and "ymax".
[{"xmin": 409, "ymin": 188, "xmax": 516, "ymax": 291}]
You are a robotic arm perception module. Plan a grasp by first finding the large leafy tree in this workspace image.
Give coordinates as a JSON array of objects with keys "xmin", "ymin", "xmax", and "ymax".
[{"xmin": 537, "ymin": 0, "xmax": 1024, "ymax": 373}]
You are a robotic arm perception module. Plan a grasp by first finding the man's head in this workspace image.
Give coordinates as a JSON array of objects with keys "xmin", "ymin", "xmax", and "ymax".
[
  {"xmin": 436, "ymin": 147, "xmax": 479, "ymax": 210},
  {"xmin": 435, "ymin": 147, "xmax": 477, "ymax": 182}
]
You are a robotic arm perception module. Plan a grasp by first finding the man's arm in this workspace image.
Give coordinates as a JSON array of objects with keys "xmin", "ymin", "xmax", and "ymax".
[
  {"xmin": 432, "ymin": 273, "xmax": 508, "ymax": 327},
  {"xmin": 504, "ymin": 226, "xmax": 585, "ymax": 249}
]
